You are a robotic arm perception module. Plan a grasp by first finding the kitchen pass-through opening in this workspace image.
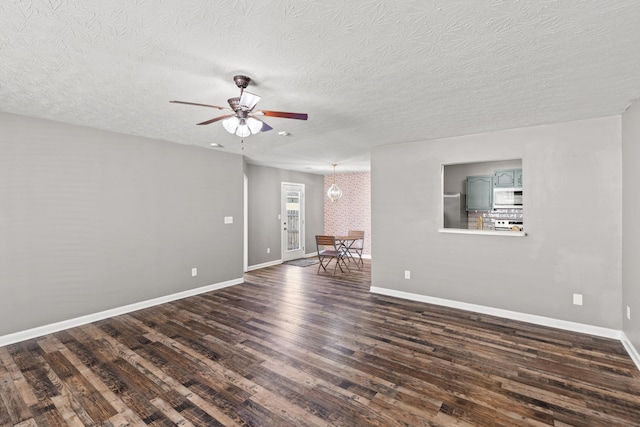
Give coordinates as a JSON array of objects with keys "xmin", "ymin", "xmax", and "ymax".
[{"xmin": 442, "ymin": 159, "xmax": 524, "ymax": 233}]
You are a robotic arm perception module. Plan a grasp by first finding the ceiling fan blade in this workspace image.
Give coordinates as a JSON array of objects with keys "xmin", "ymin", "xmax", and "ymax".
[
  {"xmin": 258, "ymin": 118, "xmax": 273, "ymax": 132},
  {"xmin": 239, "ymin": 91, "xmax": 261, "ymax": 111},
  {"xmin": 261, "ymin": 121, "xmax": 273, "ymax": 132},
  {"xmin": 248, "ymin": 115, "xmax": 273, "ymax": 132},
  {"xmin": 197, "ymin": 114, "xmax": 235, "ymax": 126},
  {"xmin": 170, "ymin": 100, "xmax": 231, "ymax": 111},
  {"xmin": 257, "ymin": 110, "xmax": 308, "ymax": 120}
]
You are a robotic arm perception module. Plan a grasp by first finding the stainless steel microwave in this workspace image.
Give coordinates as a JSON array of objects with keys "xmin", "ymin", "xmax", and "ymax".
[{"xmin": 493, "ymin": 187, "xmax": 523, "ymax": 209}]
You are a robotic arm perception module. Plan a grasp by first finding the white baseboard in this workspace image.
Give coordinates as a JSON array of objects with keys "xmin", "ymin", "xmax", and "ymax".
[
  {"xmin": 621, "ymin": 332, "xmax": 640, "ymax": 372},
  {"xmin": 0, "ymin": 277, "xmax": 244, "ymax": 347},
  {"xmin": 247, "ymin": 259, "xmax": 282, "ymax": 271},
  {"xmin": 370, "ymin": 286, "xmax": 622, "ymax": 340}
]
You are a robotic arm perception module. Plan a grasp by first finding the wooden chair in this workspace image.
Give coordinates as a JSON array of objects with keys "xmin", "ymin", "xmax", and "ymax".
[
  {"xmin": 315, "ymin": 235, "xmax": 350, "ymax": 276},
  {"xmin": 346, "ymin": 230, "xmax": 365, "ymax": 268}
]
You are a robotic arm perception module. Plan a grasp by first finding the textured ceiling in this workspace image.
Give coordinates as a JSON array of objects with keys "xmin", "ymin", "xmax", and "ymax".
[{"xmin": 2, "ymin": 1, "xmax": 640, "ymax": 174}]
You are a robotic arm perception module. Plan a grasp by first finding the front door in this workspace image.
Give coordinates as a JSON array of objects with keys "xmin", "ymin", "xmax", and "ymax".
[{"xmin": 282, "ymin": 182, "xmax": 305, "ymax": 261}]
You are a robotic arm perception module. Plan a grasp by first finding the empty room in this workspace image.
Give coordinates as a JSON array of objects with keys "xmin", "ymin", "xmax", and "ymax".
[{"xmin": 2, "ymin": 1, "xmax": 640, "ymax": 426}]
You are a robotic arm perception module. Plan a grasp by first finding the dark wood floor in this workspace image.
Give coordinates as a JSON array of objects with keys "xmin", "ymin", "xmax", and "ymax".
[{"xmin": 1, "ymin": 259, "xmax": 640, "ymax": 426}]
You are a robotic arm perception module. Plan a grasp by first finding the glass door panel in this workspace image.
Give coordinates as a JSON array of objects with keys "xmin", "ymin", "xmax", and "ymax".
[
  {"xmin": 286, "ymin": 191, "xmax": 301, "ymax": 251},
  {"xmin": 282, "ymin": 183, "xmax": 305, "ymax": 261}
]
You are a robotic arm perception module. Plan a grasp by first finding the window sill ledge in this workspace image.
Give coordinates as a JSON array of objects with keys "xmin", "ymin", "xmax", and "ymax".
[{"xmin": 438, "ymin": 228, "xmax": 526, "ymax": 237}]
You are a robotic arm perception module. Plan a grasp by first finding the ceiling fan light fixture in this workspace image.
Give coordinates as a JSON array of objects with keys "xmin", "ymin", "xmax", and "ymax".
[
  {"xmin": 222, "ymin": 116, "xmax": 239, "ymax": 134},
  {"xmin": 236, "ymin": 119, "xmax": 250, "ymax": 137},
  {"xmin": 247, "ymin": 117, "xmax": 263, "ymax": 134}
]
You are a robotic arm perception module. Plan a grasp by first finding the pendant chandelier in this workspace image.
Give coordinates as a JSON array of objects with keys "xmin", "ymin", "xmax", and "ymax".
[{"xmin": 327, "ymin": 163, "xmax": 343, "ymax": 202}]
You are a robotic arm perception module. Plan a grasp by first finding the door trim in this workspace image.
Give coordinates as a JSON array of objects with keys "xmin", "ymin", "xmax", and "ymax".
[{"xmin": 281, "ymin": 182, "xmax": 305, "ymax": 261}]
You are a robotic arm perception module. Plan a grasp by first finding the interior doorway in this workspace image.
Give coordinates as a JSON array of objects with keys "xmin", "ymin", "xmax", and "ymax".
[{"xmin": 281, "ymin": 182, "xmax": 305, "ymax": 261}]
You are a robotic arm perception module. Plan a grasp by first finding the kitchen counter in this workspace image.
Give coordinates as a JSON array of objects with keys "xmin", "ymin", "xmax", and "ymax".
[{"xmin": 438, "ymin": 228, "xmax": 526, "ymax": 237}]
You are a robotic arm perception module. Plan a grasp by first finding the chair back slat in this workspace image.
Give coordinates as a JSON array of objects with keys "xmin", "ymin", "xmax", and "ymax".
[
  {"xmin": 348, "ymin": 230, "xmax": 364, "ymax": 239},
  {"xmin": 316, "ymin": 235, "xmax": 336, "ymax": 247}
]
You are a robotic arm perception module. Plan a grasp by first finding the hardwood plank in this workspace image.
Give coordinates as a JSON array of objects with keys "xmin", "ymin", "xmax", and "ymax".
[
  {"xmin": 6, "ymin": 342, "xmax": 69, "ymax": 426},
  {"xmin": 150, "ymin": 397, "xmax": 195, "ymax": 427},
  {"xmin": 1, "ymin": 260, "xmax": 640, "ymax": 426},
  {"xmin": 0, "ymin": 346, "xmax": 39, "ymax": 408},
  {"xmin": 0, "ymin": 371, "xmax": 31, "ymax": 425},
  {"xmin": 55, "ymin": 329, "xmax": 149, "ymax": 422},
  {"xmin": 40, "ymin": 350, "xmax": 118, "ymax": 423}
]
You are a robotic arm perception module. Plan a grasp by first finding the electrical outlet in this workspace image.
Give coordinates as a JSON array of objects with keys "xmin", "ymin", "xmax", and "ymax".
[
  {"xmin": 627, "ymin": 306, "xmax": 631, "ymax": 320},
  {"xmin": 267, "ymin": 248, "xmax": 270, "ymax": 254},
  {"xmin": 573, "ymin": 293, "xmax": 583, "ymax": 306},
  {"xmin": 191, "ymin": 268, "xmax": 197, "ymax": 277},
  {"xmin": 404, "ymin": 270, "xmax": 411, "ymax": 280},
  {"xmin": 224, "ymin": 216, "xmax": 233, "ymax": 224}
]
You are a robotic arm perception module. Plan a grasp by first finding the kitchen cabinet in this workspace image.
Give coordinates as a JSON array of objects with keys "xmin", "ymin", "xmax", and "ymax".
[
  {"xmin": 494, "ymin": 169, "xmax": 523, "ymax": 187},
  {"xmin": 466, "ymin": 175, "xmax": 493, "ymax": 211},
  {"xmin": 515, "ymin": 169, "xmax": 523, "ymax": 186}
]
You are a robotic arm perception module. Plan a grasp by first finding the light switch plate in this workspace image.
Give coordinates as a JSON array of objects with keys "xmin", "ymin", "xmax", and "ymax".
[{"xmin": 224, "ymin": 216, "xmax": 233, "ymax": 224}]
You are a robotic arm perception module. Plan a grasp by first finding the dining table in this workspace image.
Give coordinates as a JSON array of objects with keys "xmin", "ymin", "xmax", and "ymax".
[{"xmin": 335, "ymin": 235, "xmax": 363, "ymax": 269}]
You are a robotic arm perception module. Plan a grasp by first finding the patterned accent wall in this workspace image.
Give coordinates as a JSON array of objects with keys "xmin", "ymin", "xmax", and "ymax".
[{"xmin": 324, "ymin": 172, "xmax": 371, "ymax": 256}]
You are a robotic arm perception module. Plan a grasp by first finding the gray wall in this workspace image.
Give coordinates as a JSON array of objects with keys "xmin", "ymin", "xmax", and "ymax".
[
  {"xmin": 0, "ymin": 112, "xmax": 244, "ymax": 336},
  {"xmin": 622, "ymin": 99, "xmax": 640, "ymax": 350},
  {"xmin": 372, "ymin": 116, "xmax": 623, "ymax": 329},
  {"xmin": 246, "ymin": 164, "xmax": 324, "ymax": 267}
]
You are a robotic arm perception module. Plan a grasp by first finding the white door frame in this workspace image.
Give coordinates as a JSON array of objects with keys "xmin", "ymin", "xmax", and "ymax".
[{"xmin": 281, "ymin": 182, "xmax": 305, "ymax": 261}]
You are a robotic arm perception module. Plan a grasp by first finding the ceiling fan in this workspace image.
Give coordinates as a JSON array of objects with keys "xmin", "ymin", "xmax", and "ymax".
[{"xmin": 170, "ymin": 75, "xmax": 308, "ymax": 137}]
